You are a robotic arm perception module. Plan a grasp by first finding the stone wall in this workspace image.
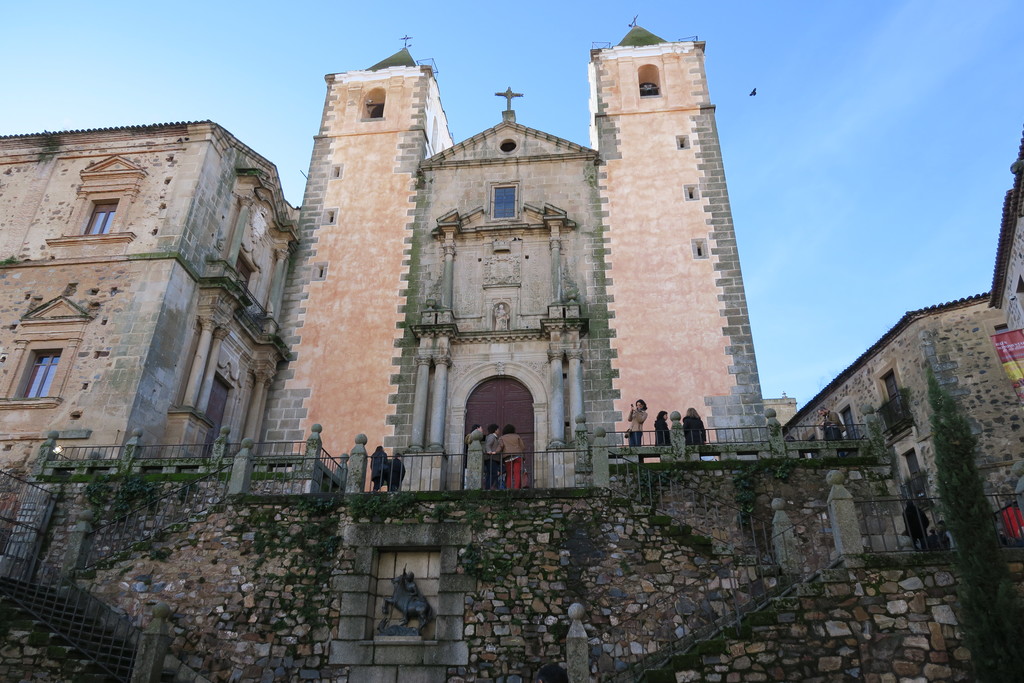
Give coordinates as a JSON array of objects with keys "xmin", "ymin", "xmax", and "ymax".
[{"xmin": 667, "ymin": 554, "xmax": 1024, "ymax": 683}]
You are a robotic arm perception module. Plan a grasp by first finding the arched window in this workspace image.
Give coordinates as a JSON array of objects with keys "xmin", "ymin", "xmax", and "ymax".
[
  {"xmin": 638, "ymin": 64, "xmax": 661, "ymax": 97},
  {"xmin": 365, "ymin": 88, "xmax": 386, "ymax": 119}
]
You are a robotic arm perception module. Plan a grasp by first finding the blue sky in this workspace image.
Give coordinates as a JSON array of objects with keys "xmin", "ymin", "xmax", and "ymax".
[{"xmin": 2, "ymin": 0, "xmax": 1022, "ymax": 408}]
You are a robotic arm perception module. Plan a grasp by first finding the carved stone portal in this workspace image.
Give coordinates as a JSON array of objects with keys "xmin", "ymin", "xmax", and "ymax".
[{"xmin": 377, "ymin": 569, "xmax": 435, "ymax": 636}]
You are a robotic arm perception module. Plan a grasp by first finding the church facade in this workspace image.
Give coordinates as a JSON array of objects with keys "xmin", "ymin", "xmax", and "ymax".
[{"xmin": 264, "ymin": 27, "xmax": 765, "ymax": 458}]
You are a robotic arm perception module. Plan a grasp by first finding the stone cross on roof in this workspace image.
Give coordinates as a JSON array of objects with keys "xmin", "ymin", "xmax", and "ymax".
[{"xmin": 495, "ymin": 87, "xmax": 523, "ymax": 112}]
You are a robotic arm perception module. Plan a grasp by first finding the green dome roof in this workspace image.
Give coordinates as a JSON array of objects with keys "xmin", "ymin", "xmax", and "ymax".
[
  {"xmin": 617, "ymin": 26, "xmax": 667, "ymax": 47},
  {"xmin": 368, "ymin": 48, "xmax": 416, "ymax": 71}
]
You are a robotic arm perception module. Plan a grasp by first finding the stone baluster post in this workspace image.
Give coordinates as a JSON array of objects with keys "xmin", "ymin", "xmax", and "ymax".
[
  {"xmin": 305, "ymin": 424, "xmax": 323, "ymax": 487},
  {"xmin": 427, "ymin": 354, "xmax": 451, "ymax": 452},
  {"xmin": 591, "ymin": 428, "xmax": 609, "ymax": 488},
  {"xmin": 209, "ymin": 426, "xmax": 230, "ymax": 470},
  {"xmin": 337, "ymin": 452, "xmax": 350, "ymax": 492},
  {"xmin": 131, "ymin": 602, "xmax": 173, "ymax": 683},
  {"xmin": 771, "ymin": 498, "xmax": 801, "ymax": 574},
  {"xmin": 669, "ymin": 411, "xmax": 686, "ymax": 461},
  {"xmin": 409, "ymin": 353, "xmax": 433, "ymax": 451},
  {"xmin": 566, "ymin": 602, "xmax": 588, "ymax": 683},
  {"xmin": 119, "ymin": 428, "xmax": 144, "ymax": 474},
  {"xmin": 548, "ymin": 348, "xmax": 566, "ymax": 448},
  {"xmin": 36, "ymin": 430, "xmax": 59, "ymax": 471},
  {"xmin": 466, "ymin": 428, "xmax": 484, "ymax": 491},
  {"xmin": 826, "ymin": 470, "xmax": 864, "ymax": 566},
  {"xmin": 573, "ymin": 415, "xmax": 592, "ymax": 487},
  {"xmin": 347, "ymin": 434, "xmax": 368, "ymax": 494},
  {"xmin": 766, "ymin": 408, "xmax": 786, "ymax": 457},
  {"xmin": 60, "ymin": 509, "xmax": 95, "ymax": 577},
  {"xmin": 228, "ymin": 439, "xmax": 254, "ymax": 495}
]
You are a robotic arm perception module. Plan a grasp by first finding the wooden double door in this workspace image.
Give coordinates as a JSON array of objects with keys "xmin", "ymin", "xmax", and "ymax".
[{"xmin": 464, "ymin": 377, "xmax": 535, "ymax": 452}]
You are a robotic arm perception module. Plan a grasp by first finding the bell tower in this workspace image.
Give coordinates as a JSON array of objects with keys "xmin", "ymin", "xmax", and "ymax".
[
  {"xmin": 265, "ymin": 49, "xmax": 453, "ymax": 447},
  {"xmin": 589, "ymin": 27, "xmax": 764, "ymax": 429}
]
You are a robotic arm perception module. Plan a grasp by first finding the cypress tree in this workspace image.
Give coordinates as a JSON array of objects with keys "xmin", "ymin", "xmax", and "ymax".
[{"xmin": 927, "ymin": 372, "xmax": 1024, "ymax": 682}]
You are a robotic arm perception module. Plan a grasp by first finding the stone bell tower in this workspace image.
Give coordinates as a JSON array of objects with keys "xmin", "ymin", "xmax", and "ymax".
[
  {"xmin": 264, "ymin": 48, "xmax": 453, "ymax": 448},
  {"xmin": 589, "ymin": 27, "xmax": 764, "ymax": 429}
]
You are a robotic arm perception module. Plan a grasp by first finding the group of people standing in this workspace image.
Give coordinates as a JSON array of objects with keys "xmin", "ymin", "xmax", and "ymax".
[
  {"xmin": 626, "ymin": 399, "xmax": 708, "ymax": 448},
  {"xmin": 369, "ymin": 446, "xmax": 406, "ymax": 492},
  {"xmin": 479, "ymin": 423, "xmax": 529, "ymax": 490}
]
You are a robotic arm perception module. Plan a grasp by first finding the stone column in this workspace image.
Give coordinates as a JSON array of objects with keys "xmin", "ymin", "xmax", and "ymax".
[
  {"xmin": 61, "ymin": 509, "xmax": 94, "ymax": 577},
  {"xmin": 567, "ymin": 349, "xmax": 584, "ymax": 427},
  {"xmin": 181, "ymin": 317, "xmax": 214, "ymax": 407},
  {"xmin": 228, "ymin": 439, "xmax": 254, "ymax": 495},
  {"xmin": 549, "ymin": 234, "xmax": 562, "ymax": 303},
  {"xmin": 209, "ymin": 427, "xmax": 230, "ymax": 469},
  {"xmin": 466, "ymin": 428, "xmax": 484, "ymax": 491},
  {"xmin": 591, "ymin": 428, "xmax": 609, "ymax": 487},
  {"xmin": 120, "ymin": 428, "xmax": 144, "ymax": 473},
  {"xmin": 766, "ymin": 408, "xmax": 787, "ymax": 457},
  {"xmin": 427, "ymin": 354, "xmax": 451, "ymax": 452},
  {"xmin": 266, "ymin": 247, "xmax": 290, "ymax": 318},
  {"xmin": 826, "ymin": 469, "xmax": 864, "ymax": 565},
  {"xmin": 441, "ymin": 241, "xmax": 456, "ymax": 309},
  {"xmin": 36, "ymin": 430, "xmax": 59, "ymax": 469},
  {"xmin": 347, "ymin": 434, "xmax": 368, "ymax": 494},
  {"xmin": 409, "ymin": 353, "xmax": 433, "ymax": 451},
  {"xmin": 241, "ymin": 363, "xmax": 276, "ymax": 440},
  {"xmin": 548, "ymin": 348, "xmax": 566, "ymax": 448},
  {"xmin": 131, "ymin": 602, "xmax": 172, "ymax": 683},
  {"xmin": 670, "ymin": 411, "xmax": 686, "ymax": 461},
  {"xmin": 566, "ymin": 603, "xmax": 588, "ymax": 683},
  {"xmin": 196, "ymin": 327, "xmax": 230, "ymax": 411},
  {"xmin": 771, "ymin": 498, "xmax": 801, "ymax": 574}
]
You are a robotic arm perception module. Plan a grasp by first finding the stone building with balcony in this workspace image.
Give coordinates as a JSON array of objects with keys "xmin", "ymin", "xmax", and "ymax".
[
  {"xmin": 786, "ymin": 294, "xmax": 1022, "ymax": 497},
  {"xmin": 0, "ymin": 122, "xmax": 298, "ymax": 471}
]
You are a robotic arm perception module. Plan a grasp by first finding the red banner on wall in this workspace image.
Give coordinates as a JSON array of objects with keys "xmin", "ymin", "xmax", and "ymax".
[{"xmin": 991, "ymin": 329, "xmax": 1024, "ymax": 404}]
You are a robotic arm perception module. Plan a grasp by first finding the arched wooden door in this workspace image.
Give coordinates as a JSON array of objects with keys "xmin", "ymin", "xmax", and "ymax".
[{"xmin": 464, "ymin": 377, "xmax": 535, "ymax": 452}]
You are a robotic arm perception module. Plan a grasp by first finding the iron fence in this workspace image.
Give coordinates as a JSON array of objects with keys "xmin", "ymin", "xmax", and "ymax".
[
  {"xmin": 607, "ymin": 426, "xmax": 772, "ymax": 447},
  {"xmin": 854, "ymin": 494, "xmax": 1024, "ymax": 553},
  {"xmin": 82, "ymin": 465, "xmax": 232, "ymax": 569},
  {"xmin": 781, "ymin": 422, "xmax": 868, "ymax": 442},
  {"xmin": 0, "ymin": 471, "xmax": 56, "ymax": 582},
  {"xmin": 365, "ymin": 450, "xmax": 585, "ymax": 493},
  {"xmin": 48, "ymin": 444, "xmax": 123, "ymax": 461},
  {"xmin": 248, "ymin": 443, "xmax": 346, "ymax": 496}
]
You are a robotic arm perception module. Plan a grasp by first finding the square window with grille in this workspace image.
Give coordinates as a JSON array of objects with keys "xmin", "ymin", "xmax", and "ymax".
[
  {"xmin": 22, "ymin": 350, "xmax": 61, "ymax": 398},
  {"xmin": 492, "ymin": 186, "xmax": 516, "ymax": 219},
  {"xmin": 84, "ymin": 201, "xmax": 118, "ymax": 235}
]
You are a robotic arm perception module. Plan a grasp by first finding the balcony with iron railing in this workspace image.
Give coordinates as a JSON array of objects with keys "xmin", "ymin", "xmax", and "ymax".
[{"xmin": 877, "ymin": 391, "xmax": 913, "ymax": 433}]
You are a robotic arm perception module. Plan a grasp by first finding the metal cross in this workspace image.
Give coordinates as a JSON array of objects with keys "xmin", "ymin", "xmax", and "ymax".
[
  {"xmin": 401, "ymin": 35, "xmax": 412, "ymax": 48},
  {"xmin": 495, "ymin": 87, "xmax": 523, "ymax": 112}
]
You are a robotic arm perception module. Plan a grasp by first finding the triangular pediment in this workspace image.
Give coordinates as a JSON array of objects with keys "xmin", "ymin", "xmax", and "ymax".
[
  {"xmin": 423, "ymin": 121, "xmax": 596, "ymax": 169},
  {"xmin": 23, "ymin": 296, "xmax": 92, "ymax": 321},
  {"xmin": 81, "ymin": 155, "xmax": 147, "ymax": 179}
]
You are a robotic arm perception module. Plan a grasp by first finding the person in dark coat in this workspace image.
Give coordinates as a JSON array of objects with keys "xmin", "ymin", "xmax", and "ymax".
[
  {"xmin": 682, "ymin": 407, "xmax": 707, "ymax": 446},
  {"xmin": 386, "ymin": 454, "xmax": 406, "ymax": 491},
  {"xmin": 370, "ymin": 446, "xmax": 390, "ymax": 491},
  {"xmin": 903, "ymin": 501, "xmax": 930, "ymax": 550},
  {"xmin": 654, "ymin": 411, "xmax": 671, "ymax": 447},
  {"xmin": 483, "ymin": 423, "xmax": 503, "ymax": 490}
]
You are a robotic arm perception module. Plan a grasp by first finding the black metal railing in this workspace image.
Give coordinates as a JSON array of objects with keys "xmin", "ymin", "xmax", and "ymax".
[
  {"xmin": 608, "ymin": 427, "xmax": 771, "ymax": 447},
  {"xmin": 364, "ymin": 450, "xmax": 586, "ymax": 493},
  {"xmin": 248, "ymin": 442, "xmax": 346, "ymax": 496},
  {"xmin": 877, "ymin": 393, "xmax": 913, "ymax": 432},
  {"xmin": 82, "ymin": 464, "xmax": 232, "ymax": 569},
  {"xmin": 234, "ymin": 278, "xmax": 272, "ymax": 335},
  {"xmin": 0, "ymin": 471, "xmax": 56, "ymax": 582},
  {"xmin": 0, "ymin": 553, "xmax": 138, "ymax": 681},
  {"xmin": 855, "ymin": 494, "xmax": 1024, "ymax": 552}
]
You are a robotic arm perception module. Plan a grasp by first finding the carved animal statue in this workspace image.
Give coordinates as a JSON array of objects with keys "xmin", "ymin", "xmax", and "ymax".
[{"xmin": 381, "ymin": 569, "xmax": 434, "ymax": 635}]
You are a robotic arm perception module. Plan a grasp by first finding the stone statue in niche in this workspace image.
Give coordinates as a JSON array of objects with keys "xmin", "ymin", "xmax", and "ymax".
[
  {"xmin": 250, "ymin": 204, "xmax": 269, "ymax": 241},
  {"xmin": 378, "ymin": 568, "xmax": 435, "ymax": 636},
  {"xmin": 493, "ymin": 302, "xmax": 510, "ymax": 330},
  {"xmin": 483, "ymin": 255, "xmax": 521, "ymax": 286}
]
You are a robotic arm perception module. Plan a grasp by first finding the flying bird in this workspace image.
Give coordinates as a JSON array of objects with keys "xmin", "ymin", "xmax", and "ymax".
[{"xmin": 749, "ymin": 88, "xmax": 757, "ymax": 96}]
